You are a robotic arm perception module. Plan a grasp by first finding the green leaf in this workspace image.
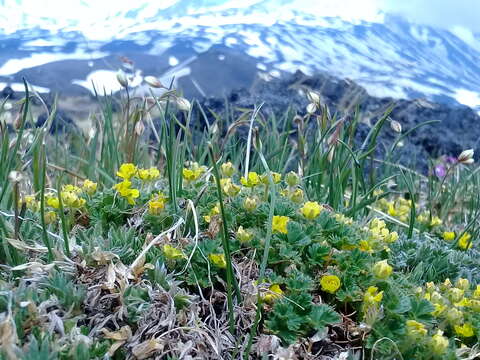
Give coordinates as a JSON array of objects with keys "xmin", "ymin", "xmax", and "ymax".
[
  {"xmin": 409, "ymin": 298, "xmax": 434, "ymax": 321},
  {"xmin": 309, "ymin": 304, "xmax": 340, "ymax": 331}
]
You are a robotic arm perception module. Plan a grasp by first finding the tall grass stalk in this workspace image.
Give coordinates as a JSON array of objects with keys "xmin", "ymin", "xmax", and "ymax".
[{"xmin": 208, "ymin": 144, "xmax": 241, "ymax": 334}]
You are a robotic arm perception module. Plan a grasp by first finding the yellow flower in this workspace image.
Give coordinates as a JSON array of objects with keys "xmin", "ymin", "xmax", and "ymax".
[
  {"xmin": 236, "ymin": 226, "xmax": 253, "ymax": 243},
  {"xmin": 82, "ymin": 179, "xmax": 97, "ymax": 195},
  {"xmin": 285, "ymin": 171, "xmax": 299, "ymax": 187},
  {"xmin": 458, "ymin": 233, "xmax": 473, "ymax": 250},
  {"xmin": 430, "ymin": 216, "xmax": 442, "ymax": 227},
  {"xmin": 445, "ymin": 307, "xmax": 463, "ymax": 324},
  {"xmin": 474, "ymin": 285, "xmax": 480, "ymax": 299},
  {"xmin": 468, "ymin": 299, "xmax": 480, "ymax": 311},
  {"xmin": 320, "ymin": 275, "xmax": 341, "ymax": 294},
  {"xmin": 432, "ymin": 302, "xmax": 447, "ymax": 317},
  {"xmin": 61, "ymin": 191, "xmax": 85, "ymax": 208},
  {"xmin": 406, "ymin": 320, "xmax": 427, "ymax": 339},
  {"xmin": 221, "ymin": 178, "xmax": 240, "ymax": 197},
  {"xmin": 117, "ymin": 163, "xmax": 137, "ymax": 180},
  {"xmin": 209, "ymin": 253, "xmax": 227, "ymax": 269},
  {"xmin": 455, "ymin": 323, "xmax": 475, "ymax": 338},
  {"xmin": 430, "ymin": 330, "xmax": 449, "ymax": 355},
  {"xmin": 114, "ymin": 180, "xmax": 140, "ymax": 205},
  {"xmin": 46, "ymin": 196, "xmax": 60, "ymax": 209},
  {"xmin": 204, "ymin": 203, "xmax": 220, "ymax": 223},
  {"xmin": 24, "ymin": 195, "xmax": 39, "ymax": 211},
  {"xmin": 183, "ymin": 162, "xmax": 206, "ymax": 182},
  {"xmin": 261, "ymin": 172, "xmax": 282, "ymax": 184},
  {"xmin": 272, "ymin": 215, "xmax": 289, "ymax": 234},
  {"xmin": 359, "ymin": 240, "xmax": 373, "ymax": 252},
  {"xmin": 240, "ymin": 172, "xmax": 261, "ymax": 187},
  {"xmin": 373, "ymin": 260, "xmax": 393, "ymax": 280},
  {"xmin": 163, "ymin": 244, "xmax": 185, "ymax": 260},
  {"xmin": 138, "ymin": 167, "xmax": 160, "ymax": 181},
  {"xmin": 364, "ymin": 286, "xmax": 384, "ymax": 304},
  {"xmin": 220, "ymin": 162, "xmax": 235, "ymax": 177},
  {"xmin": 300, "ymin": 201, "xmax": 323, "ymax": 220},
  {"xmin": 370, "ymin": 218, "xmax": 386, "ymax": 230},
  {"xmin": 263, "ymin": 284, "xmax": 283, "ymax": 304},
  {"xmin": 149, "ymin": 195, "xmax": 166, "ymax": 215},
  {"xmin": 334, "ymin": 213, "xmax": 353, "ymax": 225},
  {"xmin": 290, "ymin": 188, "xmax": 304, "ymax": 203},
  {"xmin": 44, "ymin": 210, "xmax": 57, "ymax": 225},
  {"xmin": 455, "ymin": 278, "xmax": 470, "ymax": 291},
  {"xmin": 384, "ymin": 231, "xmax": 399, "ymax": 243},
  {"xmin": 443, "ymin": 231, "xmax": 455, "ymax": 241},
  {"xmin": 243, "ymin": 197, "xmax": 258, "ymax": 212},
  {"xmin": 447, "ymin": 288, "xmax": 464, "ymax": 303},
  {"xmin": 62, "ymin": 184, "xmax": 82, "ymax": 194}
]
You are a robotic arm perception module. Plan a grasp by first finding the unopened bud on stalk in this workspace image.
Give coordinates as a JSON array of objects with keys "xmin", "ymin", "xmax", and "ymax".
[
  {"xmin": 390, "ymin": 120, "xmax": 402, "ymax": 133},
  {"xmin": 176, "ymin": 97, "xmax": 191, "ymax": 111},
  {"xmin": 135, "ymin": 120, "xmax": 145, "ymax": 136},
  {"xmin": 13, "ymin": 112, "xmax": 22, "ymax": 130},
  {"xmin": 8, "ymin": 171, "xmax": 23, "ymax": 184},
  {"xmin": 458, "ymin": 149, "xmax": 474, "ymax": 165},
  {"xmin": 285, "ymin": 171, "xmax": 300, "ymax": 187},
  {"xmin": 116, "ymin": 70, "xmax": 128, "ymax": 88},
  {"xmin": 306, "ymin": 103, "xmax": 317, "ymax": 114},
  {"xmin": 144, "ymin": 76, "xmax": 163, "ymax": 88}
]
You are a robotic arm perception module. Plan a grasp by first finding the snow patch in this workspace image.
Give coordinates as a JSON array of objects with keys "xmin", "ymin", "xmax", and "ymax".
[{"xmin": 169, "ymin": 56, "xmax": 179, "ymax": 66}]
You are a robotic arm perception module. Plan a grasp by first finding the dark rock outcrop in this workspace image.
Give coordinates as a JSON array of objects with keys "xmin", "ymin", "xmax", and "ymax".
[{"xmin": 196, "ymin": 70, "xmax": 480, "ymax": 171}]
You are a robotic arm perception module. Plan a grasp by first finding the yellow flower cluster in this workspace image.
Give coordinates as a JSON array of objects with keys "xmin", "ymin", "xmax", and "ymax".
[
  {"xmin": 406, "ymin": 320, "xmax": 427, "ymax": 340},
  {"xmin": 413, "ymin": 278, "xmax": 479, "ymax": 351},
  {"xmin": 364, "ymin": 286, "xmax": 384, "ymax": 304},
  {"xmin": 260, "ymin": 172, "xmax": 282, "ymax": 185},
  {"xmin": 280, "ymin": 187, "xmax": 304, "ymax": 203},
  {"xmin": 417, "ymin": 211, "xmax": 442, "ymax": 227},
  {"xmin": 377, "ymin": 196, "xmax": 412, "ymax": 223},
  {"xmin": 183, "ymin": 162, "xmax": 207, "ymax": 182},
  {"xmin": 442, "ymin": 231, "xmax": 473, "ymax": 250},
  {"xmin": 204, "ymin": 203, "xmax": 220, "ymax": 223},
  {"xmin": 138, "ymin": 167, "xmax": 160, "ymax": 181},
  {"xmin": 360, "ymin": 218, "xmax": 399, "ymax": 253}
]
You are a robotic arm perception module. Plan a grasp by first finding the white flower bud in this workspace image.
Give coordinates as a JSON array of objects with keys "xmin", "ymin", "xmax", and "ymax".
[
  {"xmin": 307, "ymin": 91, "xmax": 320, "ymax": 104},
  {"xmin": 176, "ymin": 97, "xmax": 191, "ymax": 112},
  {"xmin": 458, "ymin": 149, "xmax": 474, "ymax": 165},
  {"xmin": 8, "ymin": 171, "xmax": 23, "ymax": 184},
  {"xmin": 390, "ymin": 120, "xmax": 402, "ymax": 133},
  {"xmin": 306, "ymin": 103, "xmax": 317, "ymax": 114},
  {"xmin": 144, "ymin": 76, "xmax": 163, "ymax": 88},
  {"xmin": 116, "ymin": 70, "xmax": 128, "ymax": 88}
]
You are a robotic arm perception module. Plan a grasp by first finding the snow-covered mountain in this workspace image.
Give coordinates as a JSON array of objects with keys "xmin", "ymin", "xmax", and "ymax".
[{"xmin": 1, "ymin": 0, "xmax": 480, "ymax": 110}]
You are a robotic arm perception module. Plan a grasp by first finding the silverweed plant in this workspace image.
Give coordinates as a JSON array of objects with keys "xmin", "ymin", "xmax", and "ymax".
[{"xmin": 0, "ymin": 78, "xmax": 479, "ymax": 360}]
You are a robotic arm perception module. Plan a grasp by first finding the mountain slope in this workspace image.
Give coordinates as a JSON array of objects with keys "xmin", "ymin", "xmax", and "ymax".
[{"xmin": 0, "ymin": 1, "xmax": 480, "ymax": 110}]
